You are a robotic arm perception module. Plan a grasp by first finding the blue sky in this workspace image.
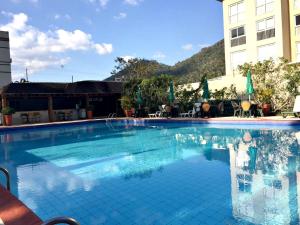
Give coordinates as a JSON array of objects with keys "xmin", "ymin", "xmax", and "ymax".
[{"xmin": 0, "ymin": 0, "xmax": 223, "ymax": 82}]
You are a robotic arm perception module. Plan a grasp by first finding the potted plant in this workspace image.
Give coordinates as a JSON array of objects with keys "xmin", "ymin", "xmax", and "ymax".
[
  {"xmin": 257, "ymin": 88, "xmax": 273, "ymax": 115},
  {"xmin": 86, "ymin": 105, "xmax": 94, "ymax": 119},
  {"xmin": 2, "ymin": 106, "xmax": 15, "ymax": 126},
  {"xmin": 120, "ymin": 96, "xmax": 133, "ymax": 117}
]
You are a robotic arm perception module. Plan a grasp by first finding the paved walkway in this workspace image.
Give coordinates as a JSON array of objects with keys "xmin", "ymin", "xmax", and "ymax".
[
  {"xmin": 0, "ymin": 186, "xmax": 42, "ymax": 225},
  {"xmin": 0, "ymin": 116, "xmax": 299, "ymax": 130}
]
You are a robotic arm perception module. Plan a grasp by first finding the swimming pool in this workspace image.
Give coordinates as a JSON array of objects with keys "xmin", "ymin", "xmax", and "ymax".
[{"xmin": 0, "ymin": 120, "xmax": 300, "ymax": 225}]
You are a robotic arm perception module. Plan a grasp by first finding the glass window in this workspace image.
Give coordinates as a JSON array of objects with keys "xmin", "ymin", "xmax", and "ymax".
[
  {"xmin": 257, "ymin": 44, "xmax": 276, "ymax": 61},
  {"xmin": 257, "ymin": 17, "xmax": 275, "ymax": 40},
  {"xmin": 296, "ymin": 15, "xmax": 300, "ymax": 26},
  {"xmin": 231, "ymin": 29, "xmax": 238, "ymax": 38},
  {"xmin": 266, "ymin": 17, "xmax": 275, "ymax": 29},
  {"xmin": 256, "ymin": 0, "xmax": 274, "ymax": 15},
  {"xmin": 231, "ymin": 50, "xmax": 247, "ymax": 69},
  {"xmin": 238, "ymin": 26, "xmax": 245, "ymax": 36},
  {"xmin": 230, "ymin": 2, "xmax": 245, "ymax": 24},
  {"xmin": 295, "ymin": 0, "xmax": 300, "ymax": 9},
  {"xmin": 231, "ymin": 26, "xmax": 246, "ymax": 47}
]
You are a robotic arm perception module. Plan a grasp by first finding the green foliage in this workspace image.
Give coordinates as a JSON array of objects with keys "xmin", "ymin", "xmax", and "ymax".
[
  {"xmin": 238, "ymin": 58, "xmax": 300, "ymax": 110},
  {"xmin": 120, "ymin": 96, "xmax": 133, "ymax": 110},
  {"xmin": 175, "ymin": 88, "xmax": 195, "ymax": 112},
  {"xmin": 2, "ymin": 106, "xmax": 15, "ymax": 115},
  {"xmin": 109, "ymin": 57, "xmax": 171, "ymax": 81},
  {"xmin": 122, "ymin": 75, "xmax": 173, "ymax": 111},
  {"xmin": 106, "ymin": 40, "xmax": 225, "ymax": 84},
  {"xmin": 211, "ymin": 87, "xmax": 227, "ymax": 100}
]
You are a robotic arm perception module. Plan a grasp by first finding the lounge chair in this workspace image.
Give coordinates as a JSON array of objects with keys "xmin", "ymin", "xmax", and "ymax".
[
  {"xmin": 231, "ymin": 101, "xmax": 242, "ymax": 117},
  {"xmin": 281, "ymin": 95, "xmax": 300, "ymax": 118},
  {"xmin": 194, "ymin": 103, "xmax": 201, "ymax": 117},
  {"xmin": 180, "ymin": 110, "xmax": 193, "ymax": 118}
]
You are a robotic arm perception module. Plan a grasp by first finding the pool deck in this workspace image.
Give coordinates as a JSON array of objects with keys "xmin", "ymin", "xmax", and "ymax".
[
  {"xmin": 0, "ymin": 186, "xmax": 42, "ymax": 225},
  {"xmin": 0, "ymin": 116, "xmax": 299, "ymax": 131}
]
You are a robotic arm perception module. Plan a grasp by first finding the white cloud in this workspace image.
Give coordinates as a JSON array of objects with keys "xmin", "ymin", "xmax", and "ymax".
[
  {"xmin": 54, "ymin": 14, "xmax": 71, "ymax": 20},
  {"xmin": 182, "ymin": 43, "xmax": 193, "ymax": 51},
  {"xmin": 89, "ymin": 0, "xmax": 109, "ymax": 8},
  {"xmin": 121, "ymin": 55, "xmax": 135, "ymax": 62},
  {"xmin": 124, "ymin": 0, "xmax": 143, "ymax": 6},
  {"xmin": 113, "ymin": 12, "xmax": 127, "ymax": 20},
  {"xmin": 10, "ymin": 0, "xmax": 39, "ymax": 3},
  {"xmin": 94, "ymin": 43, "xmax": 113, "ymax": 55},
  {"xmin": 0, "ymin": 12, "xmax": 113, "ymax": 78},
  {"xmin": 152, "ymin": 51, "xmax": 166, "ymax": 60}
]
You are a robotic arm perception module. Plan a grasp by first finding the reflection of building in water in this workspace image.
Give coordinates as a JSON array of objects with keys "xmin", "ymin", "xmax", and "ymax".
[{"xmin": 228, "ymin": 141, "xmax": 299, "ymax": 225}]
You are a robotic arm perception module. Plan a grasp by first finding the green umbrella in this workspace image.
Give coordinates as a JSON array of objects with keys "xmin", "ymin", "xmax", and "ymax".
[
  {"xmin": 246, "ymin": 70, "xmax": 254, "ymax": 101},
  {"xmin": 168, "ymin": 80, "xmax": 175, "ymax": 104},
  {"xmin": 202, "ymin": 77, "xmax": 210, "ymax": 100},
  {"xmin": 136, "ymin": 86, "xmax": 143, "ymax": 106},
  {"xmin": 248, "ymin": 147, "xmax": 257, "ymax": 174}
]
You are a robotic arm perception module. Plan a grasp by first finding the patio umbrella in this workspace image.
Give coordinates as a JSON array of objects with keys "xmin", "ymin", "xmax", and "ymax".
[
  {"xmin": 136, "ymin": 86, "xmax": 143, "ymax": 108},
  {"xmin": 248, "ymin": 146, "xmax": 257, "ymax": 174},
  {"xmin": 168, "ymin": 80, "xmax": 175, "ymax": 104},
  {"xmin": 246, "ymin": 70, "xmax": 254, "ymax": 101},
  {"xmin": 202, "ymin": 77, "xmax": 210, "ymax": 100}
]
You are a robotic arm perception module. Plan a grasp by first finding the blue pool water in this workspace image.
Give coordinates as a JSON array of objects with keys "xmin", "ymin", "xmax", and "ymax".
[{"xmin": 0, "ymin": 120, "xmax": 300, "ymax": 225}]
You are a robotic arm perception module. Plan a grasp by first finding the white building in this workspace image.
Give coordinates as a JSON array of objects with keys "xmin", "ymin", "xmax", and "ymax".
[{"xmin": 0, "ymin": 31, "xmax": 12, "ymax": 88}]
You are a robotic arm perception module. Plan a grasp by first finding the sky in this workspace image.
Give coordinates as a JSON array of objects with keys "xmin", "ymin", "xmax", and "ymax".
[{"xmin": 0, "ymin": 0, "xmax": 224, "ymax": 82}]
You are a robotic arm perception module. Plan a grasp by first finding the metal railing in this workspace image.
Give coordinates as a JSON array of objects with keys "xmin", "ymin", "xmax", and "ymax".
[
  {"xmin": 41, "ymin": 217, "xmax": 80, "ymax": 225},
  {"xmin": 0, "ymin": 167, "xmax": 10, "ymax": 191}
]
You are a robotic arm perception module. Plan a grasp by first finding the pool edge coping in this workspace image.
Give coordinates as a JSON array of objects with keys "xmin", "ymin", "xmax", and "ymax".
[{"xmin": 0, "ymin": 117, "xmax": 299, "ymax": 132}]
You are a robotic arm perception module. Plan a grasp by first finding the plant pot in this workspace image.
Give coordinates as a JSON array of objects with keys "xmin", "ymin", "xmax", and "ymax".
[
  {"xmin": 4, "ymin": 115, "xmax": 13, "ymax": 126},
  {"xmin": 262, "ymin": 103, "xmax": 271, "ymax": 116},
  {"xmin": 87, "ymin": 111, "xmax": 93, "ymax": 119},
  {"xmin": 202, "ymin": 102, "xmax": 211, "ymax": 112},
  {"xmin": 124, "ymin": 109, "xmax": 132, "ymax": 117}
]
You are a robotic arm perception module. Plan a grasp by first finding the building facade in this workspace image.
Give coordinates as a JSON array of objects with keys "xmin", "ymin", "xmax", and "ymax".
[
  {"xmin": 218, "ymin": 0, "xmax": 300, "ymax": 78},
  {"xmin": 0, "ymin": 31, "xmax": 12, "ymax": 87}
]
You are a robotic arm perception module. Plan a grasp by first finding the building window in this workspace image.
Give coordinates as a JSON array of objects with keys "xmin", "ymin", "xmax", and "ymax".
[
  {"xmin": 231, "ymin": 26, "xmax": 246, "ymax": 47},
  {"xmin": 257, "ymin": 17, "xmax": 275, "ymax": 40},
  {"xmin": 257, "ymin": 43, "xmax": 276, "ymax": 61},
  {"xmin": 231, "ymin": 50, "xmax": 246, "ymax": 69},
  {"xmin": 295, "ymin": 0, "xmax": 300, "ymax": 9},
  {"xmin": 229, "ymin": 1, "xmax": 245, "ymax": 24},
  {"xmin": 296, "ymin": 15, "xmax": 300, "ymax": 36},
  {"xmin": 296, "ymin": 43, "xmax": 300, "ymax": 61},
  {"xmin": 256, "ymin": 0, "xmax": 274, "ymax": 15}
]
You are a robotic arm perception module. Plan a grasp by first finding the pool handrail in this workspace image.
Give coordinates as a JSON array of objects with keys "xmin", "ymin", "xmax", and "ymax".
[
  {"xmin": 0, "ymin": 167, "xmax": 10, "ymax": 191},
  {"xmin": 41, "ymin": 217, "xmax": 80, "ymax": 225}
]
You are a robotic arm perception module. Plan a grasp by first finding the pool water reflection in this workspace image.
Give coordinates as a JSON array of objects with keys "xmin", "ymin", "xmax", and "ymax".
[{"xmin": 0, "ymin": 121, "xmax": 299, "ymax": 225}]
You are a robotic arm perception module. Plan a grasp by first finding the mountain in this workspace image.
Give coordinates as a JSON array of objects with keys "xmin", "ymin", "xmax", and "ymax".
[{"xmin": 105, "ymin": 40, "xmax": 225, "ymax": 83}]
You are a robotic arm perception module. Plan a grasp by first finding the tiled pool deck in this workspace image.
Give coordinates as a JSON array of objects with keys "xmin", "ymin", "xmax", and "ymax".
[
  {"xmin": 0, "ymin": 116, "xmax": 299, "ymax": 131},
  {"xmin": 0, "ymin": 116, "xmax": 299, "ymax": 225},
  {"xmin": 0, "ymin": 186, "xmax": 42, "ymax": 225}
]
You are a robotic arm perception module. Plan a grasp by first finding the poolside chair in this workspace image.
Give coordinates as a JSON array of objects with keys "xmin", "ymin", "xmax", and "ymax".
[
  {"xmin": 231, "ymin": 101, "xmax": 242, "ymax": 117},
  {"xmin": 179, "ymin": 110, "xmax": 193, "ymax": 118},
  {"xmin": 241, "ymin": 101, "xmax": 251, "ymax": 117},
  {"xmin": 194, "ymin": 103, "xmax": 201, "ymax": 117},
  {"xmin": 281, "ymin": 95, "xmax": 300, "ymax": 118}
]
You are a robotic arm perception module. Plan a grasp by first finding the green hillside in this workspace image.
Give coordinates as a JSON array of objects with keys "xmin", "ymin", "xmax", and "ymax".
[{"xmin": 105, "ymin": 40, "xmax": 225, "ymax": 83}]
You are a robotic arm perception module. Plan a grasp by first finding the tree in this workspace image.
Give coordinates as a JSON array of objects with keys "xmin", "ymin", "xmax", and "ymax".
[
  {"xmin": 238, "ymin": 58, "xmax": 300, "ymax": 111},
  {"xmin": 111, "ymin": 57, "xmax": 161, "ymax": 80}
]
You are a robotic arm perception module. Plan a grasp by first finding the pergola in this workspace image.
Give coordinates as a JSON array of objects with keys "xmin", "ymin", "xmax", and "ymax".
[{"xmin": 0, "ymin": 81, "xmax": 123, "ymax": 125}]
